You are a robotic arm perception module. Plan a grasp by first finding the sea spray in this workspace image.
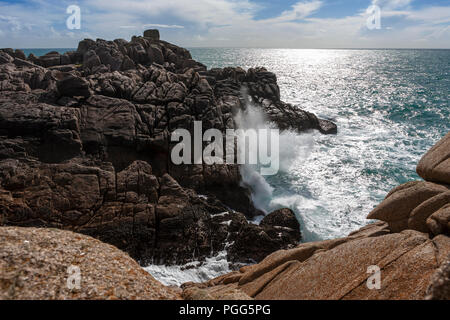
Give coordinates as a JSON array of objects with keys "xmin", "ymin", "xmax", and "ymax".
[{"xmin": 234, "ymin": 102, "xmax": 315, "ymax": 224}]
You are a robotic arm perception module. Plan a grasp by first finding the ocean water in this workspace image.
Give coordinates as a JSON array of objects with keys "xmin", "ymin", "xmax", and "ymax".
[{"xmin": 20, "ymin": 48, "xmax": 75, "ymax": 58}]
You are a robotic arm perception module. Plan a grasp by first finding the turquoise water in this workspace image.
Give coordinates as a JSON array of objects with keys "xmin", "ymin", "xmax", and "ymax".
[
  {"xmin": 190, "ymin": 48, "xmax": 450, "ymax": 241},
  {"xmin": 21, "ymin": 48, "xmax": 75, "ymax": 57}
]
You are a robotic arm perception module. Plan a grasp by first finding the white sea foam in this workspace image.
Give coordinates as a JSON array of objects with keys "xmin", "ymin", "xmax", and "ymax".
[
  {"xmin": 147, "ymin": 48, "xmax": 448, "ymax": 286},
  {"xmin": 144, "ymin": 251, "xmax": 231, "ymax": 287}
]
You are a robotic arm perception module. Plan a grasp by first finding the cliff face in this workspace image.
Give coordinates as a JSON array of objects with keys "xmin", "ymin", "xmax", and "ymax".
[
  {"xmin": 182, "ymin": 133, "xmax": 450, "ymax": 300},
  {"xmin": 0, "ymin": 32, "xmax": 332, "ymax": 265}
]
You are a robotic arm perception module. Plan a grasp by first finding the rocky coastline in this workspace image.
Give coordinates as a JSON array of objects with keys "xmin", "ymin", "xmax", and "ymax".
[
  {"xmin": 0, "ymin": 31, "xmax": 448, "ymax": 300},
  {"xmin": 0, "ymin": 30, "xmax": 329, "ymax": 267}
]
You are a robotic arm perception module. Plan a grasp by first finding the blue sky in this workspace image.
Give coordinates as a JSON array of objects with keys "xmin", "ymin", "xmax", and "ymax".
[{"xmin": 0, "ymin": 0, "xmax": 449, "ymax": 48}]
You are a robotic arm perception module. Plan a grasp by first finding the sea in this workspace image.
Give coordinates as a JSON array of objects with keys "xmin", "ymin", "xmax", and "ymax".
[{"xmin": 22, "ymin": 48, "xmax": 450, "ymax": 286}]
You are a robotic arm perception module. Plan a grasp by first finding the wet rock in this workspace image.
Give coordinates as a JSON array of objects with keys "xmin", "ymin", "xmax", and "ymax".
[
  {"xmin": 228, "ymin": 209, "xmax": 301, "ymax": 264},
  {"xmin": 261, "ymin": 208, "xmax": 300, "ymax": 230}
]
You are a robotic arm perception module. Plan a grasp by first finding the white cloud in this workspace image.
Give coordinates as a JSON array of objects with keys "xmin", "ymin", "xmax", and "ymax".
[
  {"xmin": 371, "ymin": 0, "xmax": 412, "ymax": 10},
  {"xmin": 405, "ymin": 6, "xmax": 450, "ymax": 24},
  {"xmin": 0, "ymin": 0, "xmax": 448, "ymax": 49},
  {"xmin": 143, "ymin": 24, "xmax": 185, "ymax": 29},
  {"xmin": 90, "ymin": 0, "xmax": 259, "ymax": 27},
  {"xmin": 265, "ymin": 1, "xmax": 323, "ymax": 23}
]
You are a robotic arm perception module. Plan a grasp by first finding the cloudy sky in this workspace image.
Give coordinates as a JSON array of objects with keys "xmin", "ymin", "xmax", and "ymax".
[{"xmin": 0, "ymin": 0, "xmax": 449, "ymax": 48}]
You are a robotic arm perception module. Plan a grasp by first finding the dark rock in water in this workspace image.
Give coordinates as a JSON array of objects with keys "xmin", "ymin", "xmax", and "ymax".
[
  {"xmin": 0, "ymin": 33, "xmax": 333, "ymax": 266},
  {"xmin": 261, "ymin": 208, "xmax": 300, "ymax": 231},
  {"xmin": 144, "ymin": 29, "xmax": 160, "ymax": 40},
  {"xmin": 318, "ymin": 119, "xmax": 338, "ymax": 134},
  {"xmin": 228, "ymin": 210, "xmax": 301, "ymax": 264}
]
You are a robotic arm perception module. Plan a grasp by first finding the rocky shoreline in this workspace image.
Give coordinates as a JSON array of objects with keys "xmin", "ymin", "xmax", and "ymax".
[
  {"xmin": 0, "ymin": 31, "xmax": 332, "ymax": 267},
  {"xmin": 0, "ymin": 31, "xmax": 448, "ymax": 300}
]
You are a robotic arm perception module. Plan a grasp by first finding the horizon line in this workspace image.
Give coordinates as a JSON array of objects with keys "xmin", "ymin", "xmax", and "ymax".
[{"xmin": 14, "ymin": 46, "xmax": 450, "ymax": 50}]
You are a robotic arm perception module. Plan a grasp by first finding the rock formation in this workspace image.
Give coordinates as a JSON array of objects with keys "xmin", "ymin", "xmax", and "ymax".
[
  {"xmin": 0, "ymin": 226, "xmax": 179, "ymax": 300},
  {"xmin": 0, "ymin": 31, "xmax": 330, "ymax": 266},
  {"xmin": 181, "ymin": 133, "xmax": 450, "ymax": 300},
  {"xmin": 1, "ymin": 30, "xmax": 448, "ymax": 300},
  {"xmin": 367, "ymin": 132, "xmax": 450, "ymax": 234}
]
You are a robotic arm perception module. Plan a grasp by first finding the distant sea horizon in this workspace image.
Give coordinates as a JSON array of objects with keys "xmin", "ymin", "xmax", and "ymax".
[{"xmin": 18, "ymin": 47, "xmax": 450, "ymax": 58}]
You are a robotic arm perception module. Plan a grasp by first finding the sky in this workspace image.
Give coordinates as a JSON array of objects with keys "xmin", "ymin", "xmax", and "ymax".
[{"xmin": 0, "ymin": 0, "xmax": 449, "ymax": 48}]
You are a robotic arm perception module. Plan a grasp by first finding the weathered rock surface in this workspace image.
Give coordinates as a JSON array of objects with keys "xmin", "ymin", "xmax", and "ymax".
[
  {"xmin": 183, "ymin": 223, "xmax": 450, "ymax": 300},
  {"xmin": 417, "ymin": 132, "xmax": 450, "ymax": 185},
  {"xmin": 228, "ymin": 208, "xmax": 301, "ymax": 264},
  {"xmin": 0, "ymin": 226, "xmax": 179, "ymax": 300},
  {"xmin": 426, "ymin": 255, "xmax": 450, "ymax": 300}
]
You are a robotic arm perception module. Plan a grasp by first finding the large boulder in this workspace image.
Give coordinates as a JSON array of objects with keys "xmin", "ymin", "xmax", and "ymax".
[
  {"xmin": 260, "ymin": 208, "xmax": 300, "ymax": 230},
  {"xmin": 417, "ymin": 132, "xmax": 450, "ymax": 185},
  {"xmin": 367, "ymin": 181, "xmax": 449, "ymax": 232},
  {"xmin": 0, "ymin": 226, "xmax": 179, "ymax": 300},
  {"xmin": 427, "ymin": 204, "xmax": 450, "ymax": 236}
]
